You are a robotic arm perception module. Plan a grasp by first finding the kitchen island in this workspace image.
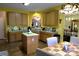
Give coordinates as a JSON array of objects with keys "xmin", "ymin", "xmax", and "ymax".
[{"xmin": 22, "ymin": 32, "xmax": 39, "ymax": 55}]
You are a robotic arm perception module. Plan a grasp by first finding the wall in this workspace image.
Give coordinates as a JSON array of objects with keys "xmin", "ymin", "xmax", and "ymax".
[
  {"xmin": 57, "ymin": 13, "xmax": 65, "ymax": 42},
  {"xmin": 0, "ymin": 11, "xmax": 6, "ymax": 39}
]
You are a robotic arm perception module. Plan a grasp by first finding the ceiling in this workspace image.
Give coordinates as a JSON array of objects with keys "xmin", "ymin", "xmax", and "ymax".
[{"xmin": 0, "ymin": 3, "xmax": 63, "ymax": 12}]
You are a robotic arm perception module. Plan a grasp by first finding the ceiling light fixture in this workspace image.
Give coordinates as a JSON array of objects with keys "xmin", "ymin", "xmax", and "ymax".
[
  {"xmin": 23, "ymin": 3, "xmax": 30, "ymax": 6},
  {"xmin": 59, "ymin": 3, "xmax": 79, "ymax": 15}
]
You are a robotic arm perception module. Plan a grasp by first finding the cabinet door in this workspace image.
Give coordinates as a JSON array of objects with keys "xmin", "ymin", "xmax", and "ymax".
[
  {"xmin": 46, "ymin": 13, "xmax": 51, "ymax": 26},
  {"xmin": 16, "ymin": 13, "xmax": 22, "ymax": 26},
  {"xmin": 32, "ymin": 36, "xmax": 38, "ymax": 53},
  {"xmin": 22, "ymin": 14, "xmax": 28, "ymax": 26},
  {"xmin": 16, "ymin": 32, "xmax": 22, "ymax": 41},
  {"xmin": 8, "ymin": 12, "xmax": 16, "ymax": 25},
  {"xmin": 27, "ymin": 36, "xmax": 38, "ymax": 55},
  {"xmin": 22, "ymin": 35, "xmax": 27, "ymax": 48},
  {"xmin": 45, "ymin": 11, "xmax": 58, "ymax": 26},
  {"xmin": 39, "ymin": 31, "xmax": 53, "ymax": 42},
  {"xmin": 27, "ymin": 36, "xmax": 33, "ymax": 55},
  {"xmin": 9, "ymin": 32, "xmax": 16, "ymax": 42},
  {"xmin": 50, "ymin": 11, "xmax": 58, "ymax": 26}
]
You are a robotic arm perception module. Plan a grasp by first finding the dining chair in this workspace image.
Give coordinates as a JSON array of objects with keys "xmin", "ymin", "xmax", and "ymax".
[
  {"xmin": 53, "ymin": 34, "xmax": 60, "ymax": 43},
  {"xmin": 70, "ymin": 36, "xmax": 79, "ymax": 45},
  {"xmin": 47, "ymin": 37, "xmax": 58, "ymax": 47}
]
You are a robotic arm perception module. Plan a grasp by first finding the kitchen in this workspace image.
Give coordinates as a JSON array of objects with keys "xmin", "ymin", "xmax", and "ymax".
[{"xmin": 0, "ymin": 3, "xmax": 79, "ymax": 56}]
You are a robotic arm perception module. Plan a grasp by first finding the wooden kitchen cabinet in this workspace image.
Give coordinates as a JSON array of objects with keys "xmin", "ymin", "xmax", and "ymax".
[
  {"xmin": 7, "ymin": 12, "xmax": 28, "ymax": 26},
  {"xmin": 22, "ymin": 33, "xmax": 39, "ymax": 55},
  {"xmin": 39, "ymin": 31, "xmax": 54, "ymax": 42},
  {"xmin": 45, "ymin": 11, "xmax": 58, "ymax": 27},
  {"xmin": 7, "ymin": 12, "xmax": 28, "ymax": 42},
  {"xmin": 8, "ymin": 32, "xmax": 22, "ymax": 43},
  {"xmin": 16, "ymin": 13, "xmax": 22, "ymax": 26},
  {"xmin": 8, "ymin": 12, "xmax": 16, "ymax": 25},
  {"xmin": 16, "ymin": 32, "xmax": 22, "ymax": 41},
  {"xmin": 22, "ymin": 14, "xmax": 28, "ymax": 26},
  {"xmin": 8, "ymin": 32, "xmax": 16, "ymax": 42}
]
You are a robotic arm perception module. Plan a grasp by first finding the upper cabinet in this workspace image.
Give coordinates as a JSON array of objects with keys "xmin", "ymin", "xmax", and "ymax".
[
  {"xmin": 16, "ymin": 13, "xmax": 22, "ymax": 26},
  {"xmin": 22, "ymin": 14, "xmax": 28, "ymax": 26},
  {"xmin": 8, "ymin": 12, "xmax": 16, "ymax": 26},
  {"xmin": 7, "ymin": 12, "xmax": 28, "ymax": 26},
  {"xmin": 45, "ymin": 11, "xmax": 58, "ymax": 27}
]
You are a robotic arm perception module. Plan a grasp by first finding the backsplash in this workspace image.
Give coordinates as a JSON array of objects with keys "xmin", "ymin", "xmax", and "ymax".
[
  {"xmin": 7, "ymin": 25, "xmax": 28, "ymax": 32},
  {"xmin": 42, "ymin": 27, "xmax": 56, "ymax": 32},
  {"xmin": 7, "ymin": 26, "xmax": 56, "ymax": 33}
]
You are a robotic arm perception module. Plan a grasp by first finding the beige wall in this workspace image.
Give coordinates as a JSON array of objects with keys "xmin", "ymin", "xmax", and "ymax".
[
  {"xmin": 57, "ymin": 13, "xmax": 65, "ymax": 42},
  {"xmin": 0, "ymin": 11, "xmax": 6, "ymax": 39}
]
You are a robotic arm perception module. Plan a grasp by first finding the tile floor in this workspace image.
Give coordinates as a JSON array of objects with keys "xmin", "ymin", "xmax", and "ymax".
[{"xmin": 0, "ymin": 39, "xmax": 47, "ymax": 56}]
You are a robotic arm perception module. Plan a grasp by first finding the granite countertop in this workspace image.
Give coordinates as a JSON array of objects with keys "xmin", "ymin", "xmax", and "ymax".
[
  {"xmin": 8, "ymin": 30, "xmax": 22, "ymax": 32},
  {"xmin": 40, "ymin": 31, "xmax": 56, "ymax": 34},
  {"xmin": 22, "ymin": 32, "xmax": 39, "ymax": 36}
]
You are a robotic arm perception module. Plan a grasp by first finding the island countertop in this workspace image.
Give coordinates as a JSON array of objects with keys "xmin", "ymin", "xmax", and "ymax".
[{"xmin": 22, "ymin": 32, "xmax": 39, "ymax": 36}]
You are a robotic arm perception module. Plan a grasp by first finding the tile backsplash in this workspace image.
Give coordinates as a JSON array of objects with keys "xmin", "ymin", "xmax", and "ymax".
[{"xmin": 7, "ymin": 25, "xmax": 28, "ymax": 32}]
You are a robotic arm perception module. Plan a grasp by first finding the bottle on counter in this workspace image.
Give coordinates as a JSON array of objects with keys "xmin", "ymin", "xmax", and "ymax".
[{"xmin": 63, "ymin": 44, "xmax": 69, "ymax": 52}]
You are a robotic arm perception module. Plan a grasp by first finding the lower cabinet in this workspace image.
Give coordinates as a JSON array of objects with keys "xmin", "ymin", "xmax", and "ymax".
[
  {"xmin": 39, "ymin": 31, "xmax": 54, "ymax": 42},
  {"xmin": 8, "ymin": 32, "xmax": 22, "ymax": 43},
  {"xmin": 22, "ymin": 34, "xmax": 39, "ymax": 55}
]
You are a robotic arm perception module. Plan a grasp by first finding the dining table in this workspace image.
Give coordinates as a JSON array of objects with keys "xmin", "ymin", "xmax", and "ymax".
[{"xmin": 41, "ymin": 42, "xmax": 79, "ymax": 56}]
